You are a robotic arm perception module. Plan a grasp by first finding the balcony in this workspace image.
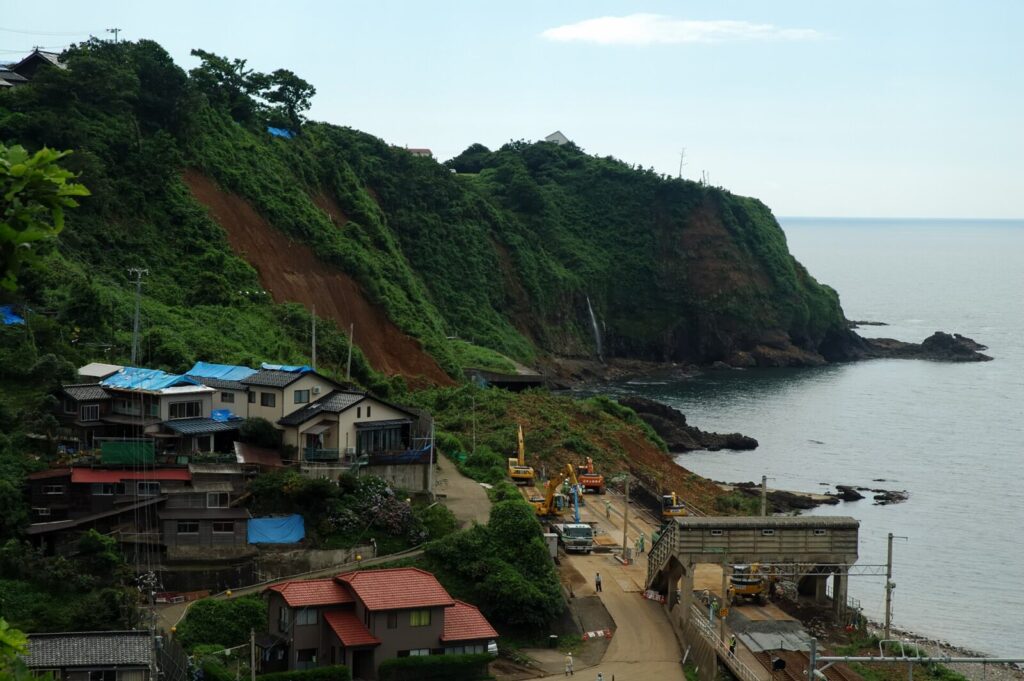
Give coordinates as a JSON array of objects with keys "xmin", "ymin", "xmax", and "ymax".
[{"xmin": 303, "ymin": 447, "xmax": 340, "ymax": 462}]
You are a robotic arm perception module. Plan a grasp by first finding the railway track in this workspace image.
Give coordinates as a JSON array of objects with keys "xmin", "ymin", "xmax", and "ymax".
[{"xmin": 754, "ymin": 650, "xmax": 863, "ymax": 681}]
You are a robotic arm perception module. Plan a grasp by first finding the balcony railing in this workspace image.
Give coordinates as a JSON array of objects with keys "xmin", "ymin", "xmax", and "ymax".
[{"xmin": 304, "ymin": 447, "xmax": 340, "ymax": 462}]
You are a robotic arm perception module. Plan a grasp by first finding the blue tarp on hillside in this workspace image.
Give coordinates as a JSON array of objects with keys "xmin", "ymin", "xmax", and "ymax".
[
  {"xmin": 101, "ymin": 367, "xmax": 201, "ymax": 391},
  {"xmin": 260, "ymin": 363, "xmax": 313, "ymax": 373},
  {"xmin": 248, "ymin": 515, "xmax": 305, "ymax": 544},
  {"xmin": 1, "ymin": 305, "xmax": 25, "ymax": 325},
  {"xmin": 187, "ymin": 361, "xmax": 257, "ymax": 381},
  {"xmin": 267, "ymin": 127, "xmax": 294, "ymax": 139}
]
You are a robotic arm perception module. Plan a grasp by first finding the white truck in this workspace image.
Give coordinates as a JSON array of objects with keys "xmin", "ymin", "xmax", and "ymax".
[{"xmin": 550, "ymin": 522, "xmax": 594, "ymax": 554}]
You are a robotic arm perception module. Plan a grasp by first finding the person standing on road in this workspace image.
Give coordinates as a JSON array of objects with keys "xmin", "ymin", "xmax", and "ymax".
[
  {"xmin": 595, "ymin": 572, "xmax": 603, "ymax": 592},
  {"xmin": 565, "ymin": 652, "xmax": 574, "ymax": 676},
  {"xmin": 596, "ymin": 673, "xmax": 604, "ymax": 681}
]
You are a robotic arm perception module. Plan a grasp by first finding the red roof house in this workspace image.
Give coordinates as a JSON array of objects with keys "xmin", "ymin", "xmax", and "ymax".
[{"xmin": 260, "ymin": 567, "xmax": 496, "ymax": 680}]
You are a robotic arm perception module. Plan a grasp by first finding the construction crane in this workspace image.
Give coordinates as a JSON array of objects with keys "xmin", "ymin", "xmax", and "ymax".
[
  {"xmin": 532, "ymin": 463, "xmax": 582, "ymax": 517},
  {"xmin": 661, "ymin": 491, "xmax": 687, "ymax": 520},
  {"xmin": 576, "ymin": 456, "xmax": 606, "ymax": 494},
  {"xmin": 507, "ymin": 424, "xmax": 535, "ymax": 486}
]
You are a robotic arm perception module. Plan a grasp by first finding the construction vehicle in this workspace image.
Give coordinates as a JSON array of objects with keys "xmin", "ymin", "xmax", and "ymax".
[
  {"xmin": 531, "ymin": 463, "xmax": 582, "ymax": 517},
  {"xmin": 576, "ymin": 457, "xmax": 606, "ymax": 494},
  {"xmin": 728, "ymin": 564, "xmax": 769, "ymax": 605},
  {"xmin": 661, "ymin": 492, "xmax": 687, "ymax": 520},
  {"xmin": 507, "ymin": 424, "xmax": 535, "ymax": 486},
  {"xmin": 550, "ymin": 522, "xmax": 594, "ymax": 554}
]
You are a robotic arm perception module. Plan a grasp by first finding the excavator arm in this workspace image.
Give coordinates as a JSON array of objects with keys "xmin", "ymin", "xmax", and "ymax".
[{"xmin": 517, "ymin": 424, "xmax": 526, "ymax": 466}]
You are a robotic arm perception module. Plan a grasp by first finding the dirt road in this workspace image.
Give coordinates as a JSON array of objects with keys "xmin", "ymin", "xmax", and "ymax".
[{"xmin": 434, "ymin": 454, "xmax": 492, "ymax": 526}]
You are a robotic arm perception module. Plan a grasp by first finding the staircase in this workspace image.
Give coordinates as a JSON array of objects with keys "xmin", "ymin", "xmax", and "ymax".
[{"xmin": 646, "ymin": 519, "xmax": 678, "ymax": 589}]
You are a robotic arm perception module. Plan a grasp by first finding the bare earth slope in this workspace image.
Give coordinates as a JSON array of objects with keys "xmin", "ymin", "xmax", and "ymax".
[{"xmin": 183, "ymin": 170, "xmax": 451, "ymax": 385}]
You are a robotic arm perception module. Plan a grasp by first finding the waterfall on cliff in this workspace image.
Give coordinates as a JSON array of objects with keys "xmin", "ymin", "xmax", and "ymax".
[{"xmin": 586, "ymin": 295, "xmax": 604, "ymax": 363}]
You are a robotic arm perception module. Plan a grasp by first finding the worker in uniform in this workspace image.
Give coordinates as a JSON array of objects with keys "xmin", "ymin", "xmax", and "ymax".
[
  {"xmin": 729, "ymin": 634, "xmax": 737, "ymax": 657},
  {"xmin": 565, "ymin": 651, "xmax": 574, "ymax": 676},
  {"xmin": 595, "ymin": 572, "xmax": 603, "ymax": 592}
]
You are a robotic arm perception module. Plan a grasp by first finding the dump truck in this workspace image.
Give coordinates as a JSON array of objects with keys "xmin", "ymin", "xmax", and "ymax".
[
  {"xmin": 550, "ymin": 522, "xmax": 594, "ymax": 554},
  {"xmin": 576, "ymin": 457, "xmax": 606, "ymax": 494},
  {"xmin": 507, "ymin": 424, "xmax": 535, "ymax": 486},
  {"xmin": 661, "ymin": 492, "xmax": 687, "ymax": 520},
  {"xmin": 729, "ymin": 564, "xmax": 769, "ymax": 605}
]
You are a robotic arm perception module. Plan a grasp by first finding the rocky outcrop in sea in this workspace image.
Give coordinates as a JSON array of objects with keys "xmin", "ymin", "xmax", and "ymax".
[{"xmin": 618, "ymin": 395, "xmax": 758, "ymax": 452}]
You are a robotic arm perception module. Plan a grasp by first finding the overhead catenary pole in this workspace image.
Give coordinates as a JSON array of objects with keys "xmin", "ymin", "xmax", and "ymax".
[
  {"xmin": 884, "ymin": 532, "xmax": 894, "ymax": 639},
  {"xmin": 720, "ymin": 559, "xmax": 729, "ymax": 639},
  {"xmin": 761, "ymin": 475, "xmax": 768, "ymax": 517},
  {"xmin": 128, "ymin": 267, "xmax": 148, "ymax": 365},
  {"xmin": 621, "ymin": 474, "xmax": 630, "ymax": 562},
  {"xmin": 346, "ymin": 323, "xmax": 354, "ymax": 380}
]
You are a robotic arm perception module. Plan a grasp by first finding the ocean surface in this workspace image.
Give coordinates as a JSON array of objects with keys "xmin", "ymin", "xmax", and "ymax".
[{"xmin": 610, "ymin": 217, "xmax": 1024, "ymax": 657}]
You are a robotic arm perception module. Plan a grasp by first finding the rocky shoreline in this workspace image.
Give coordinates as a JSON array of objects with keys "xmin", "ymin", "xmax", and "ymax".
[{"xmin": 616, "ymin": 395, "xmax": 758, "ymax": 452}]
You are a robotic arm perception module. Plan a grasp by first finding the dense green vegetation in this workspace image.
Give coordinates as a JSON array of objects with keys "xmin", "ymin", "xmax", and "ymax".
[
  {"xmin": 175, "ymin": 596, "xmax": 266, "ymax": 651},
  {"xmin": 378, "ymin": 653, "xmax": 491, "ymax": 681}
]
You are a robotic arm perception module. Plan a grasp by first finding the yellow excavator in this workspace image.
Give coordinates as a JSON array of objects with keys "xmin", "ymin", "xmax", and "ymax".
[
  {"xmin": 532, "ymin": 463, "xmax": 582, "ymax": 517},
  {"xmin": 728, "ymin": 564, "xmax": 770, "ymax": 605},
  {"xmin": 507, "ymin": 424, "xmax": 535, "ymax": 486},
  {"xmin": 661, "ymin": 491, "xmax": 687, "ymax": 520}
]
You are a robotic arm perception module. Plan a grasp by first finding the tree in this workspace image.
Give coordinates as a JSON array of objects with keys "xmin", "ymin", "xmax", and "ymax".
[
  {"xmin": 0, "ymin": 618, "xmax": 32, "ymax": 680},
  {"xmin": 262, "ymin": 69, "xmax": 316, "ymax": 132},
  {"xmin": 238, "ymin": 417, "xmax": 281, "ymax": 449},
  {"xmin": 0, "ymin": 144, "xmax": 89, "ymax": 291},
  {"xmin": 188, "ymin": 49, "xmax": 264, "ymax": 125}
]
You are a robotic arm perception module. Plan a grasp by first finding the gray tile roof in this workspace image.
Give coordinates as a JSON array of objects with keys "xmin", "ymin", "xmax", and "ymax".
[
  {"xmin": 23, "ymin": 631, "xmax": 153, "ymax": 668},
  {"xmin": 242, "ymin": 369, "xmax": 305, "ymax": 388},
  {"xmin": 163, "ymin": 418, "xmax": 241, "ymax": 435},
  {"xmin": 189, "ymin": 375, "xmax": 249, "ymax": 391},
  {"xmin": 278, "ymin": 390, "xmax": 365, "ymax": 426},
  {"xmin": 62, "ymin": 384, "xmax": 111, "ymax": 401}
]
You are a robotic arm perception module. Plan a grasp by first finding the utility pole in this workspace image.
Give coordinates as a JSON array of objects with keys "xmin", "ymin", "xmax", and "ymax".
[
  {"xmin": 428, "ymin": 419, "xmax": 436, "ymax": 500},
  {"xmin": 720, "ymin": 560, "xmax": 730, "ymax": 639},
  {"xmin": 250, "ymin": 628, "xmax": 256, "ymax": 681},
  {"xmin": 678, "ymin": 148, "xmax": 687, "ymax": 179},
  {"xmin": 761, "ymin": 475, "xmax": 768, "ymax": 517},
  {"xmin": 621, "ymin": 474, "xmax": 630, "ymax": 562},
  {"xmin": 128, "ymin": 268, "xmax": 148, "ymax": 365},
  {"xmin": 345, "ymin": 323, "xmax": 354, "ymax": 380},
  {"xmin": 471, "ymin": 392, "xmax": 477, "ymax": 455},
  {"xmin": 310, "ymin": 305, "xmax": 316, "ymax": 371},
  {"xmin": 884, "ymin": 532, "xmax": 894, "ymax": 639},
  {"xmin": 106, "ymin": 27, "xmax": 121, "ymax": 43}
]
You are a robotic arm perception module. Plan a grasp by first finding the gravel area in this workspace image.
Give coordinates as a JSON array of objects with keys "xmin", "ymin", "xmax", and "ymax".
[{"xmin": 865, "ymin": 623, "xmax": 1024, "ymax": 681}]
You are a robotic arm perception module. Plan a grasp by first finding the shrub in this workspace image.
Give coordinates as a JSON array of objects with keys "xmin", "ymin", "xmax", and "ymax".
[
  {"xmin": 175, "ymin": 596, "xmax": 266, "ymax": 651},
  {"xmin": 239, "ymin": 417, "xmax": 282, "ymax": 449},
  {"xmin": 377, "ymin": 653, "xmax": 491, "ymax": 681},
  {"xmin": 259, "ymin": 665, "xmax": 352, "ymax": 681}
]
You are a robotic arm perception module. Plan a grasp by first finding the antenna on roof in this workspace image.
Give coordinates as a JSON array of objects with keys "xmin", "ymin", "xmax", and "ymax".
[{"xmin": 128, "ymin": 268, "xmax": 148, "ymax": 364}]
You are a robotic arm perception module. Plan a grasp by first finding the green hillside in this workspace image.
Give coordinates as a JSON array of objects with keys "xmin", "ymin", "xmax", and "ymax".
[{"xmin": 0, "ymin": 38, "xmax": 849, "ymax": 386}]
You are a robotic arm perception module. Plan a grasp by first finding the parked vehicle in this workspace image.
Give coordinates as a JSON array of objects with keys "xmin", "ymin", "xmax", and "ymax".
[{"xmin": 550, "ymin": 522, "xmax": 594, "ymax": 553}]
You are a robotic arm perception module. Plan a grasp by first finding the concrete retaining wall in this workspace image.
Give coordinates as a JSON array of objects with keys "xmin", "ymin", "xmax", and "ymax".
[{"xmin": 362, "ymin": 462, "xmax": 430, "ymax": 492}]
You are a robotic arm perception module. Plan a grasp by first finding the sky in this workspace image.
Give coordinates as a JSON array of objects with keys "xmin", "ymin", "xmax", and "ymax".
[{"xmin": 2, "ymin": 1, "xmax": 1022, "ymax": 218}]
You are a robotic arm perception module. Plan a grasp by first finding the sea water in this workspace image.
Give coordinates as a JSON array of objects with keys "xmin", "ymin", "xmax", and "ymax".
[{"xmin": 610, "ymin": 218, "xmax": 1024, "ymax": 657}]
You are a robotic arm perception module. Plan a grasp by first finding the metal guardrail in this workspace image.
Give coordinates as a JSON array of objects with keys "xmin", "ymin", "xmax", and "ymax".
[{"xmin": 688, "ymin": 604, "xmax": 765, "ymax": 681}]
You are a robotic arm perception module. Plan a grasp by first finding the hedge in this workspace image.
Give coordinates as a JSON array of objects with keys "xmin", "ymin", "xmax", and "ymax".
[
  {"xmin": 378, "ymin": 653, "xmax": 492, "ymax": 681},
  {"xmin": 258, "ymin": 665, "xmax": 351, "ymax": 681}
]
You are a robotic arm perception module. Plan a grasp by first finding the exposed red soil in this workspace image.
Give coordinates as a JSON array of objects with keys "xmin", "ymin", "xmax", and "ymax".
[
  {"xmin": 182, "ymin": 170, "xmax": 452, "ymax": 386},
  {"xmin": 311, "ymin": 192, "xmax": 349, "ymax": 227},
  {"xmin": 680, "ymin": 201, "xmax": 773, "ymax": 299}
]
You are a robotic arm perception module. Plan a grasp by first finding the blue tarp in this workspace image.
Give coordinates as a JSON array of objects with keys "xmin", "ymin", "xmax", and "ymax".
[
  {"xmin": 0, "ymin": 305, "xmax": 25, "ymax": 325},
  {"xmin": 211, "ymin": 409, "xmax": 239, "ymax": 422},
  {"xmin": 267, "ymin": 127, "xmax": 294, "ymax": 139},
  {"xmin": 101, "ymin": 367, "xmax": 201, "ymax": 391},
  {"xmin": 187, "ymin": 361, "xmax": 257, "ymax": 381},
  {"xmin": 248, "ymin": 515, "xmax": 305, "ymax": 544},
  {"xmin": 260, "ymin": 363, "xmax": 313, "ymax": 373}
]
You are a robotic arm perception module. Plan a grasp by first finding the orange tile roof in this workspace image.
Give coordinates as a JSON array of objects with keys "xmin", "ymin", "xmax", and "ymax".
[
  {"xmin": 267, "ymin": 578, "xmax": 354, "ymax": 607},
  {"xmin": 442, "ymin": 600, "xmax": 498, "ymax": 643},
  {"xmin": 336, "ymin": 567, "xmax": 454, "ymax": 611},
  {"xmin": 323, "ymin": 610, "xmax": 380, "ymax": 647}
]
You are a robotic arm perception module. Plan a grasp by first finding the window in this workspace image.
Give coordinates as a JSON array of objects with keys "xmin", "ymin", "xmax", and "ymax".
[
  {"xmin": 177, "ymin": 521, "xmax": 199, "ymax": 534},
  {"xmin": 710, "ymin": 529, "xmax": 724, "ymax": 537},
  {"xmin": 207, "ymin": 492, "xmax": 229, "ymax": 508},
  {"xmin": 356, "ymin": 406, "xmax": 361, "ymax": 418},
  {"xmin": 261, "ymin": 392, "xmax": 276, "ymax": 408},
  {"xmin": 212, "ymin": 521, "xmax": 234, "ymax": 534},
  {"xmin": 387, "ymin": 612, "xmax": 398, "ymax": 629},
  {"xmin": 294, "ymin": 389, "xmax": 310, "ymax": 404},
  {"xmin": 296, "ymin": 649, "xmax": 317, "ymax": 670},
  {"xmin": 760, "ymin": 529, "xmax": 776, "ymax": 536},
  {"xmin": 88, "ymin": 671, "xmax": 116, "ymax": 681},
  {"xmin": 813, "ymin": 528, "xmax": 828, "ymax": 536},
  {"xmin": 138, "ymin": 481, "xmax": 161, "ymax": 496},
  {"xmin": 42, "ymin": 485, "xmax": 64, "ymax": 495},
  {"xmin": 221, "ymin": 392, "xmax": 235, "ymax": 403},
  {"xmin": 248, "ymin": 392, "xmax": 256, "ymax": 404},
  {"xmin": 409, "ymin": 609, "xmax": 431, "ymax": 627},
  {"xmin": 92, "ymin": 483, "xmax": 125, "ymax": 496},
  {"xmin": 32, "ymin": 507, "xmax": 51, "ymax": 517},
  {"xmin": 366, "ymin": 405, "xmax": 371, "ymax": 418},
  {"xmin": 278, "ymin": 607, "xmax": 291, "ymax": 632},
  {"xmin": 409, "ymin": 649, "xmax": 430, "ymax": 656},
  {"xmin": 169, "ymin": 401, "xmax": 202, "ymax": 419},
  {"xmin": 80, "ymin": 404, "xmax": 100, "ymax": 421},
  {"xmin": 296, "ymin": 608, "xmax": 318, "ymax": 625}
]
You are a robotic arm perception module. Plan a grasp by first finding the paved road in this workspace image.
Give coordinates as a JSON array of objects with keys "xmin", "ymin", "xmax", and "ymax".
[{"xmin": 434, "ymin": 453, "xmax": 492, "ymax": 526}]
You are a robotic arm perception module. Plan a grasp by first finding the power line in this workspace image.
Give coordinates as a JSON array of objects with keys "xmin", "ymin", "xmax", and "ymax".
[{"xmin": 0, "ymin": 26, "xmax": 97, "ymax": 36}]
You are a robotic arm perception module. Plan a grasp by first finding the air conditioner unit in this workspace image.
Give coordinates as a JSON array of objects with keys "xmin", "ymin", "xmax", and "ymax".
[
  {"xmin": 312, "ymin": 386, "xmax": 321, "ymax": 395},
  {"xmin": 344, "ymin": 447, "xmax": 356, "ymax": 455}
]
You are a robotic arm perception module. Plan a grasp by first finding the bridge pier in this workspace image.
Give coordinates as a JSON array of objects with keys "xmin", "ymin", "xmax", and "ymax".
[{"xmin": 832, "ymin": 568, "xmax": 849, "ymax": 618}]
